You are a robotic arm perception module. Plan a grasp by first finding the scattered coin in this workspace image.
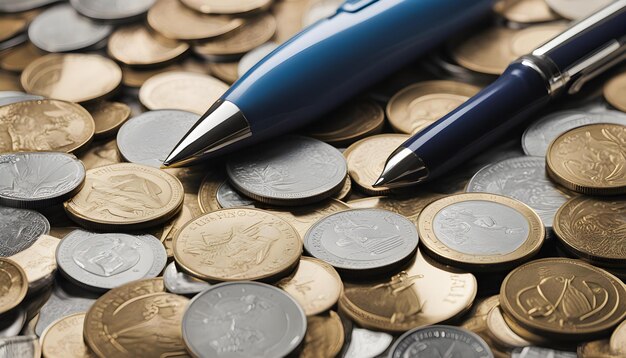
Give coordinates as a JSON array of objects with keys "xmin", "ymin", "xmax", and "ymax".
[
  {"xmin": 452, "ymin": 27, "xmax": 518, "ymax": 75},
  {"xmin": 578, "ymin": 339, "xmax": 620, "ymax": 358},
  {"xmin": 509, "ymin": 23, "xmax": 567, "ymax": 56},
  {"xmin": 486, "ymin": 305, "xmax": 532, "ymax": 349},
  {"xmin": 0, "ymin": 0, "xmax": 59, "ymax": 12},
  {"xmin": 0, "ymin": 308, "xmax": 26, "ymax": 338},
  {"xmin": 494, "ymin": 0, "xmax": 559, "ymax": 24},
  {"xmin": 151, "ymin": 192, "xmax": 203, "ymax": 258},
  {"xmin": 77, "ymin": 139, "xmax": 121, "ymax": 170},
  {"xmin": 0, "ymin": 335, "xmax": 40, "ymax": 358},
  {"xmin": 344, "ymin": 327, "xmax": 394, "ymax": 358},
  {"xmin": 120, "ymin": 64, "xmax": 180, "ymax": 87},
  {"xmin": 0, "ymin": 14, "xmax": 28, "ymax": 44},
  {"xmin": 40, "ymin": 312, "xmax": 96, "ymax": 358},
  {"xmin": 208, "ymin": 62, "xmax": 239, "ymax": 83},
  {"xmin": 162, "ymin": 261, "xmax": 210, "ymax": 295},
  {"xmin": 610, "ymin": 319, "xmax": 626, "ymax": 355},
  {"xmin": 85, "ymin": 101, "xmax": 131, "ymax": 138},
  {"xmin": 70, "ymin": 0, "xmax": 155, "ymax": 22},
  {"xmin": 0, "ymin": 93, "xmax": 43, "ymax": 106},
  {"xmin": 9, "ymin": 235, "xmax": 58, "ymax": 291},
  {"xmin": 347, "ymin": 192, "xmax": 444, "ymax": 227},
  {"xmin": 0, "ymin": 42, "xmax": 42, "ymax": 72},
  {"xmin": 215, "ymin": 181, "xmax": 256, "ymax": 208},
  {"xmin": 237, "ymin": 41, "xmax": 278, "ymax": 76},
  {"xmin": 300, "ymin": 311, "xmax": 345, "ymax": 358},
  {"xmin": 180, "ymin": 0, "xmax": 272, "ymax": 15},
  {"xmin": 334, "ymin": 175, "xmax": 352, "ymax": 201},
  {"xmin": 0, "ymin": 206, "xmax": 49, "ymax": 256},
  {"xmin": 266, "ymin": 199, "xmax": 349, "ymax": 239},
  {"xmin": 0, "ymin": 258, "xmax": 28, "ymax": 315},
  {"xmin": 389, "ymin": 325, "xmax": 493, "ymax": 358},
  {"xmin": 182, "ymin": 281, "xmax": 307, "ymax": 358},
  {"xmin": 108, "ymin": 25, "xmax": 189, "ymax": 67},
  {"xmin": 197, "ymin": 171, "xmax": 227, "ymax": 213},
  {"xmin": 545, "ymin": 0, "xmax": 613, "ymax": 19},
  {"xmin": 604, "ymin": 71, "xmax": 626, "ymax": 114}
]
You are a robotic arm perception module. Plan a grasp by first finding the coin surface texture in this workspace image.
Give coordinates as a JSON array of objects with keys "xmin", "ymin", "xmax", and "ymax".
[
  {"xmin": 486, "ymin": 305, "xmax": 532, "ymax": 349},
  {"xmin": 0, "ymin": 258, "xmax": 28, "ymax": 315},
  {"xmin": 389, "ymin": 325, "xmax": 493, "ymax": 358},
  {"xmin": 180, "ymin": 0, "xmax": 271, "ymax": 14},
  {"xmin": 78, "ymin": 139, "xmax": 121, "ymax": 170},
  {"xmin": 108, "ymin": 25, "xmax": 189, "ymax": 67},
  {"xmin": 194, "ymin": 14, "xmax": 276, "ymax": 57},
  {"xmin": 9, "ymin": 235, "xmax": 58, "ymax": 290},
  {"xmin": 605, "ymin": 72, "xmax": 626, "ymax": 113},
  {"xmin": 300, "ymin": 311, "xmax": 344, "ymax": 358},
  {"xmin": 611, "ymin": 319, "xmax": 626, "ymax": 355},
  {"xmin": 70, "ymin": 0, "xmax": 155, "ymax": 21},
  {"xmin": 216, "ymin": 181, "xmax": 255, "ymax": 208},
  {"xmin": 0, "ymin": 206, "xmax": 49, "ymax": 256},
  {"xmin": 265, "ymin": 199, "xmax": 348, "ymax": 239},
  {"xmin": 182, "ymin": 281, "xmax": 307, "ymax": 358},
  {"xmin": 162, "ymin": 262, "xmax": 210, "ymax": 295},
  {"xmin": 40, "ymin": 313, "xmax": 96, "ymax": 358},
  {"xmin": 0, "ymin": 0, "xmax": 58, "ymax": 12},
  {"xmin": 546, "ymin": 123, "xmax": 626, "ymax": 195},
  {"xmin": 0, "ymin": 43, "xmax": 43, "ymax": 73},
  {"xmin": 85, "ymin": 101, "xmax": 131, "ymax": 138}
]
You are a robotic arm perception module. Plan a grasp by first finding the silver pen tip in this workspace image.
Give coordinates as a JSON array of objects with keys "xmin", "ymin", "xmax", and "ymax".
[
  {"xmin": 372, "ymin": 147, "xmax": 429, "ymax": 188},
  {"xmin": 372, "ymin": 176, "xmax": 387, "ymax": 187}
]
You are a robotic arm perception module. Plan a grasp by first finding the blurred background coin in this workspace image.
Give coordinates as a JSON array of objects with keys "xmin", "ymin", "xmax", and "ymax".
[
  {"xmin": 84, "ymin": 101, "xmax": 131, "ymax": 138},
  {"xmin": 108, "ymin": 25, "xmax": 189, "ymax": 67},
  {"xmin": 70, "ymin": 0, "xmax": 156, "ymax": 22},
  {"xmin": 180, "ymin": 0, "xmax": 272, "ymax": 15}
]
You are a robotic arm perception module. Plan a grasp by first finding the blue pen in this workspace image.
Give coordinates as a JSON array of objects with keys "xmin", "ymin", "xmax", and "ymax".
[
  {"xmin": 375, "ymin": 0, "xmax": 626, "ymax": 188},
  {"xmin": 163, "ymin": 0, "xmax": 494, "ymax": 168}
]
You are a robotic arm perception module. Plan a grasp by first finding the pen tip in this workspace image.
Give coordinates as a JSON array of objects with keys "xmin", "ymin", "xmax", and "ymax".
[{"xmin": 372, "ymin": 176, "xmax": 387, "ymax": 187}]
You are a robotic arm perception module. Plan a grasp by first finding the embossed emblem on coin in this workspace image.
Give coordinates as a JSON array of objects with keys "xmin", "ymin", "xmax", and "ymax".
[
  {"xmin": 388, "ymin": 325, "xmax": 493, "ymax": 358},
  {"xmin": 85, "ymin": 101, "xmax": 131, "ymax": 138},
  {"xmin": 0, "ymin": 206, "xmax": 49, "ymax": 256},
  {"xmin": 0, "ymin": 258, "xmax": 28, "ymax": 315}
]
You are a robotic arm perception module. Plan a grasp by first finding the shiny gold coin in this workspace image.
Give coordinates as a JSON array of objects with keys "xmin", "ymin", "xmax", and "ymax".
[
  {"xmin": 339, "ymin": 250, "xmax": 477, "ymax": 332},
  {"xmin": 0, "ymin": 99, "xmax": 95, "ymax": 153},
  {"xmin": 604, "ymin": 71, "xmax": 626, "ymax": 113},
  {"xmin": 151, "ymin": 193, "xmax": 204, "ymax": 258},
  {"xmin": 0, "ymin": 42, "xmax": 43, "ymax": 73},
  {"xmin": 180, "ymin": 0, "xmax": 272, "ymax": 14},
  {"xmin": 344, "ymin": 134, "xmax": 410, "ymax": 195},
  {"xmin": 610, "ymin": 319, "xmax": 626, "ymax": 355},
  {"xmin": 0, "ymin": 71, "xmax": 21, "ymax": 90},
  {"xmin": 547, "ymin": 123, "xmax": 626, "ymax": 195},
  {"xmin": 500, "ymin": 258, "xmax": 626, "ymax": 341},
  {"xmin": 494, "ymin": 0, "xmax": 560, "ymax": 24},
  {"xmin": 452, "ymin": 27, "xmax": 517, "ymax": 75},
  {"xmin": 9, "ymin": 235, "xmax": 57, "ymax": 290},
  {"xmin": 64, "ymin": 163, "xmax": 184, "ymax": 230},
  {"xmin": 173, "ymin": 208, "xmax": 302, "ymax": 282},
  {"xmin": 139, "ymin": 71, "xmax": 229, "ymax": 114},
  {"xmin": 21, "ymin": 54, "xmax": 122, "ymax": 103},
  {"xmin": 418, "ymin": 193, "xmax": 545, "ymax": 271},
  {"xmin": 387, "ymin": 81, "xmax": 480, "ymax": 134},
  {"xmin": 147, "ymin": 0, "xmax": 243, "ymax": 41},
  {"xmin": 85, "ymin": 101, "xmax": 131, "ymax": 138},
  {"xmin": 197, "ymin": 171, "xmax": 226, "ymax": 213},
  {"xmin": 509, "ymin": 23, "xmax": 567, "ymax": 57},
  {"xmin": 40, "ymin": 313, "xmax": 96, "ymax": 358},
  {"xmin": 300, "ymin": 311, "xmax": 345, "ymax": 358},
  {"xmin": 348, "ymin": 192, "xmax": 444, "ymax": 227},
  {"xmin": 108, "ymin": 25, "xmax": 189, "ymax": 67},
  {"xmin": 0, "ymin": 14, "xmax": 27, "ymax": 42},
  {"xmin": 78, "ymin": 139, "xmax": 121, "ymax": 169},
  {"xmin": 307, "ymin": 99, "xmax": 385, "ymax": 147},
  {"xmin": 0, "ymin": 258, "xmax": 28, "ymax": 315},
  {"xmin": 208, "ymin": 62, "xmax": 238, "ymax": 84},
  {"xmin": 486, "ymin": 304, "xmax": 532, "ymax": 349},
  {"xmin": 277, "ymin": 257, "xmax": 343, "ymax": 316},
  {"xmin": 84, "ymin": 278, "xmax": 190, "ymax": 358},
  {"xmin": 578, "ymin": 339, "xmax": 621, "ymax": 358},
  {"xmin": 460, "ymin": 295, "xmax": 500, "ymax": 333},
  {"xmin": 266, "ymin": 199, "xmax": 349, "ymax": 240},
  {"xmin": 194, "ymin": 14, "xmax": 277, "ymax": 57}
]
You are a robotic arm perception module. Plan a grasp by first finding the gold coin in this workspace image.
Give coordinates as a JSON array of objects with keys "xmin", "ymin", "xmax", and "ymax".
[
  {"xmin": 78, "ymin": 139, "xmax": 121, "ymax": 169},
  {"xmin": 460, "ymin": 295, "xmax": 500, "ymax": 333},
  {"xmin": 147, "ymin": 0, "xmax": 243, "ymax": 41},
  {"xmin": 40, "ymin": 313, "xmax": 96, "ymax": 358},
  {"xmin": 547, "ymin": 123, "xmax": 626, "ymax": 195},
  {"xmin": 418, "ymin": 193, "xmax": 545, "ymax": 270},
  {"xmin": 64, "ymin": 163, "xmax": 184, "ymax": 230},
  {"xmin": 0, "ymin": 14, "xmax": 27, "ymax": 42},
  {"xmin": 85, "ymin": 101, "xmax": 131, "ymax": 138},
  {"xmin": 343, "ymin": 134, "xmax": 410, "ymax": 195},
  {"xmin": 604, "ymin": 71, "xmax": 626, "ymax": 113},
  {"xmin": 108, "ymin": 25, "xmax": 189, "ymax": 67},
  {"xmin": 348, "ymin": 192, "xmax": 444, "ymax": 227},
  {"xmin": 277, "ymin": 257, "xmax": 343, "ymax": 316},
  {"xmin": 208, "ymin": 62, "xmax": 238, "ymax": 84},
  {"xmin": 151, "ymin": 193, "xmax": 203, "ymax": 258},
  {"xmin": 578, "ymin": 339, "xmax": 622, "ymax": 358},
  {"xmin": 197, "ymin": 171, "xmax": 226, "ymax": 213},
  {"xmin": 194, "ymin": 14, "xmax": 276, "ymax": 57},
  {"xmin": 84, "ymin": 278, "xmax": 190, "ymax": 358},
  {"xmin": 180, "ymin": 0, "xmax": 272, "ymax": 14},
  {"xmin": 486, "ymin": 304, "xmax": 532, "ymax": 349},
  {"xmin": 500, "ymin": 258, "xmax": 626, "ymax": 341},
  {"xmin": 300, "ymin": 311, "xmax": 345, "ymax": 358},
  {"xmin": 9, "ymin": 235, "xmax": 57, "ymax": 290},
  {"xmin": 173, "ymin": 208, "xmax": 302, "ymax": 282},
  {"xmin": 339, "ymin": 250, "xmax": 477, "ymax": 332},
  {"xmin": 509, "ymin": 23, "xmax": 567, "ymax": 57},
  {"xmin": 452, "ymin": 27, "xmax": 517, "ymax": 75},
  {"xmin": 387, "ymin": 81, "xmax": 480, "ymax": 134},
  {"xmin": 494, "ymin": 0, "xmax": 560, "ymax": 24},
  {"xmin": 610, "ymin": 319, "xmax": 626, "ymax": 355},
  {"xmin": 0, "ymin": 258, "xmax": 28, "ymax": 315},
  {"xmin": 0, "ymin": 42, "xmax": 43, "ymax": 73},
  {"xmin": 333, "ymin": 175, "xmax": 352, "ymax": 201},
  {"xmin": 266, "ymin": 199, "xmax": 349, "ymax": 240},
  {"xmin": 139, "ymin": 71, "xmax": 229, "ymax": 114},
  {"xmin": 21, "ymin": 54, "xmax": 122, "ymax": 103},
  {"xmin": 0, "ymin": 99, "xmax": 95, "ymax": 153},
  {"xmin": 120, "ymin": 65, "xmax": 180, "ymax": 88},
  {"xmin": 307, "ymin": 99, "xmax": 385, "ymax": 147},
  {"xmin": 0, "ymin": 71, "xmax": 21, "ymax": 90}
]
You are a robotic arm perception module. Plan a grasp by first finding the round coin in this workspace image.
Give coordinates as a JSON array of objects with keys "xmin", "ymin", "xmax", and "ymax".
[
  {"xmin": 500, "ymin": 258, "xmax": 626, "ymax": 341},
  {"xmin": 494, "ymin": 0, "xmax": 559, "ymax": 24},
  {"xmin": 180, "ymin": 0, "xmax": 272, "ymax": 14},
  {"xmin": 139, "ymin": 71, "xmax": 228, "ymax": 114},
  {"xmin": 300, "ymin": 311, "xmax": 344, "ymax": 358},
  {"xmin": 545, "ymin": 0, "xmax": 612, "ymax": 19},
  {"xmin": 266, "ymin": 199, "xmax": 349, "ymax": 239},
  {"xmin": 70, "ymin": 0, "xmax": 155, "ymax": 21},
  {"xmin": 85, "ymin": 101, "xmax": 131, "ymax": 138},
  {"xmin": 64, "ymin": 163, "xmax": 184, "ymax": 230},
  {"xmin": 116, "ymin": 110, "xmax": 198, "ymax": 167},
  {"xmin": 78, "ymin": 139, "xmax": 121, "ymax": 170},
  {"xmin": 227, "ymin": 136, "xmax": 347, "ymax": 205},
  {"xmin": 304, "ymin": 208, "xmax": 419, "ymax": 273},
  {"xmin": 0, "ymin": 206, "xmax": 49, "ymax": 256},
  {"xmin": 197, "ymin": 171, "xmax": 228, "ymax": 213},
  {"xmin": 0, "ymin": 152, "xmax": 85, "ymax": 209},
  {"xmin": 182, "ymin": 281, "xmax": 306, "ymax": 358},
  {"xmin": 388, "ymin": 325, "xmax": 493, "ymax": 358},
  {"xmin": 108, "ymin": 25, "xmax": 189, "ymax": 67},
  {"xmin": 173, "ymin": 208, "xmax": 302, "ymax": 281},
  {"xmin": 22, "ymin": 54, "xmax": 122, "ymax": 103},
  {"xmin": 0, "ymin": 258, "xmax": 28, "ymax": 315},
  {"xmin": 0, "ymin": 0, "xmax": 59, "ymax": 12},
  {"xmin": 452, "ymin": 27, "xmax": 517, "ymax": 75},
  {"xmin": 486, "ymin": 305, "xmax": 532, "ymax": 349},
  {"xmin": 546, "ymin": 123, "xmax": 626, "ymax": 195},
  {"xmin": 509, "ymin": 23, "xmax": 567, "ymax": 57},
  {"xmin": 40, "ymin": 313, "xmax": 96, "ymax": 358},
  {"xmin": 9, "ymin": 235, "xmax": 58, "ymax": 291},
  {"xmin": 418, "ymin": 193, "xmax": 545, "ymax": 271},
  {"xmin": 216, "ymin": 181, "xmax": 255, "ymax": 208},
  {"xmin": 163, "ymin": 261, "xmax": 210, "ymax": 295},
  {"xmin": 0, "ymin": 42, "xmax": 43, "ymax": 73},
  {"xmin": 604, "ymin": 71, "xmax": 626, "ymax": 114},
  {"xmin": 610, "ymin": 320, "xmax": 626, "ymax": 355}
]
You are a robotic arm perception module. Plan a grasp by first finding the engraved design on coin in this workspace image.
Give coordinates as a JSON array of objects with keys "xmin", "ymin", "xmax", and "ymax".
[
  {"xmin": 72, "ymin": 236, "xmax": 141, "ymax": 277},
  {"xmin": 0, "ymin": 207, "xmax": 49, "ymax": 256},
  {"xmin": 389, "ymin": 325, "xmax": 493, "ymax": 358},
  {"xmin": 216, "ymin": 181, "xmax": 254, "ymax": 208}
]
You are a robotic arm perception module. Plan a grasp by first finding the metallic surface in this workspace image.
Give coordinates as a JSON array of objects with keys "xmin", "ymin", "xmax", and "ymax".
[
  {"xmin": 388, "ymin": 325, "xmax": 493, "ymax": 358},
  {"xmin": 0, "ymin": 206, "xmax": 50, "ymax": 256},
  {"xmin": 162, "ymin": 262, "xmax": 210, "ymax": 295}
]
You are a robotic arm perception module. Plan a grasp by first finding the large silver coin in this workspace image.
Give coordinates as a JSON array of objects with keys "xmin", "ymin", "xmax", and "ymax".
[
  {"xmin": 304, "ymin": 208, "xmax": 418, "ymax": 272},
  {"xmin": 0, "ymin": 94, "xmax": 44, "ymax": 106},
  {"xmin": 0, "ymin": 152, "xmax": 85, "ymax": 209},
  {"xmin": 216, "ymin": 181, "xmax": 255, "ymax": 208},
  {"xmin": 0, "ymin": 308, "xmax": 26, "ymax": 338},
  {"xmin": 512, "ymin": 347, "xmax": 576, "ymax": 358},
  {"xmin": 0, "ymin": 207, "xmax": 50, "ymax": 256},
  {"xmin": 116, "ymin": 110, "xmax": 198, "ymax": 168},
  {"xmin": 28, "ymin": 4, "xmax": 113, "ymax": 52},
  {"xmin": 466, "ymin": 156, "xmax": 569, "ymax": 228},
  {"xmin": 344, "ymin": 327, "xmax": 393, "ymax": 358},
  {"xmin": 56, "ymin": 230, "xmax": 167, "ymax": 291},
  {"xmin": 522, "ymin": 110, "xmax": 626, "ymax": 156},
  {"xmin": 70, "ymin": 0, "xmax": 155, "ymax": 21},
  {"xmin": 0, "ymin": 336, "xmax": 39, "ymax": 358},
  {"xmin": 388, "ymin": 325, "xmax": 493, "ymax": 358},
  {"xmin": 0, "ymin": 0, "xmax": 59, "ymax": 12},
  {"xmin": 183, "ymin": 281, "xmax": 306, "ymax": 358},
  {"xmin": 163, "ymin": 261, "xmax": 210, "ymax": 295},
  {"xmin": 227, "ymin": 136, "xmax": 347, "ymax": 205},
  {"xmin": 238, "ymin": 42, "xmax": 278, "ymax": 77}
]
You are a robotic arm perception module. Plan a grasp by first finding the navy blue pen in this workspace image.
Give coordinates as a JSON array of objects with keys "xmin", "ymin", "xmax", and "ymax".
[
  {"xmin": 375, "ymin": 0, "xmax": 626, "ymax": 188},
  {"xmin": 163, "ymin": 0, "xmax": 494, "ymax": 168}
]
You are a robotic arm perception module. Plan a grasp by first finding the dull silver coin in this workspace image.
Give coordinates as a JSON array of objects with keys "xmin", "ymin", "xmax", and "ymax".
[
  {"xmin": 344, "ymin": 327, "xmax": 393, "ymax": 358},
  {"xmin": 0, "ymin": 0, "xmax": 59, "ymax": 12},
  {"xmin": 304, "ymin": 208, "xmax": 418, "ymax": 272},
  {"xmin": 70, "ymin": 0, "xmax": 156, "ymax": 21},
  {"xmin": 0, "ymin": 94, "xmax": 44, "ymax": 107},
  {"xmin": 0, "ymin": 336, "xmax": 39, "ymax": 358},
  {"xmin": 238, "ymin": 42, "xmax": 278, "ymax": 77},
  {"xmin": 216, "ymin": 181, "xmax": 255, "ymax": 208},
  {"xmin": 0, "ymin": 152, "xmax": 85, "ymax": 209},
  {"xmin": 183, "ymin": 281, "xmax": 307, "ymax": 358},
  {"xmin": 389, "ymin": 325, "xmax": 493, "ymax": 358},
  {"xmin": 227, "ymin": 135, "xmax": 347, "ymax": 205},
  {"xmin": 163, "ymin": 262, "xmax": 210, "ymax": 295},
  {"xmin": 56, "ymin": 230, "xmax": 167, "ymax": 291},
  {"xmin": 0, "ymin": 207, "xmax": 50, "ymax": 256},
  {"xmin": 466, "ymin": 156, "xmax": 569, "ymax": 228},
  {"xmin": 0, "ymin": 308, "xmax": 26, "ymax": 338},
  {"xmin": 116, "ymin": 110, "xmax": 198, "ymax": 168},
  {"xmin": 28, "ymin": 4, "xmax": 113, "ymax": 52},
  {"xmin": 522, "ymin": 110, "xmax": 626, "ymax": 156}
]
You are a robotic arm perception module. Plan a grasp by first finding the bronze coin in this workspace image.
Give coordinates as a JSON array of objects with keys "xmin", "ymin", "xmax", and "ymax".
[
  {"xmin": 9, "ymin": 235, "xmax": 57, "ymax": 291},
  {"xmin": 0, "ymin": 258, "xmax": 28, "ymax": 315},
  {"xmin": 452, "ymin": 27, "xmax": 518, "ymax": 75},
  {"xmin": 108, "ymin": 25, "xmax": 189, "ymax": 67},
  {"xmin": 85, "ymin": 101, "xmax": 131, "ymax": 138},
  {"xmin": 194, "ymin": 14, "xmax": 277, "ymax": 57},
  {"xmin": 197, "ymin": 171, "xmax": 226, "ymax": 213},
  {"xmin": 494, "ymin": 0, "xmax": 560, "ymax": 24},
  {"xmin": 0, "ymin": 71, "xmax": 22, "ymax": 90},
  {"xmin": 611, "ymin": 319, "xmax": 626, "ymax": 355}
]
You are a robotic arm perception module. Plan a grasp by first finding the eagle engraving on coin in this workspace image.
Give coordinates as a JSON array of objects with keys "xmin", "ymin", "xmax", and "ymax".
[{"xmin": 85, "ymin": 174, "xmax": 165, "ymax": 219}]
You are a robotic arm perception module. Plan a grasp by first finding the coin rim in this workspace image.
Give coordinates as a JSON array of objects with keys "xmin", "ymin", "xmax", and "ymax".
[{"xmin": 0, "ymin": 258, "xmax": 28, "ymax": 315}]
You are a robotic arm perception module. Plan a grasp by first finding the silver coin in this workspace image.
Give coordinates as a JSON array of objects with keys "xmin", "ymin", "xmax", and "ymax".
[
  {"xmin": 28, "ymin": 4, "xmax": 113, "ymax": 52},
  {"xmin": 238, "ymin": 42, "xmax": 278, "ymax": 77},
  {"xmin": 116, "ymin": 110, "xmax": 198, "ymax": 168},
  {"xmin": 0, "ymin": 94, "xmax": 44, "ymax": 107},
  {"xmin": 183, "ymin": 281, "xmax": 307, "ymax": 358},
  {"xmin": 0, "ymin": 207, "xmax": 50, "ymax": 256},
  {"xmin": 0, "ymin": 308, "xmax": 26, "ymax": 338},
  {"xmin": 216, "ymin": 181, "xmax": 255, "ymax": 208},
  {"xmin": 0, "ymin": 336, "xmax": 39, "ymax": 358},
  {"xmin": 522, "ymin": 110, "xmax": 626, "ymax": 156},
  {"xmin": 0, "ymin": 0, "xmax": 59, "ymax": 12},
  {"xmin": 304, "ymin": 208, "xmax": 418, "ymax": 271},
  {"xmin": 0, "ymin": 91, "xmax": 25, "ymax": 99},
  {"xmin": 70, "ymin": 0, "xmax": 155, "ymax": 21},
  {"xmin": 227, "ymin": 135, "xmax": 347, "ymax": 205},
  {"xmin": 466, "ymin": 156, "xmax": 569, "ymax": 228},
  {"xmin": 0, "ymin": 152, "xmax": 85, "ymax": 209},
  {"xmin": 511, "ymin": 346, "xmax": 576, "ymax": 358},
  {"xmin": 163, "ymin": 261, "xmax": 210, "ymax": 295},
  {"xmin": 0, "ymin": 33, "xmax": 28, "ymax": 52},
  {"xmin": 344, "ymin": 327, "xmax": 393, "ymax": 358},
  {"xmin": 56, "ymin": 230, "xmax": 167, "ymax": 291},
  {"xmin": 388, "ymin": 325, "xmax": 493, "ymax": 358}
]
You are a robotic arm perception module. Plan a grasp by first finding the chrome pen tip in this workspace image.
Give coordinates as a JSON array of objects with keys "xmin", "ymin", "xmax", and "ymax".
[
  {"xmin": 372, "ymin": 176, "xmax": 387, "ymax": 187},
  {"xmin": 372, "ymin": 147, "xmax": 430, "ymax": 188}
]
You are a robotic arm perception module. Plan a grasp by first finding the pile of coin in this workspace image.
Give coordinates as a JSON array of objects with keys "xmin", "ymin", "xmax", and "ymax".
[{"xmin": 1, "ymin": 0, "xmax": 626, "ymax": 357}]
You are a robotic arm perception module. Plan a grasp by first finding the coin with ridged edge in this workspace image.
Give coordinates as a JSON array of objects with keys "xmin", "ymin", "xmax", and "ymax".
[
  {"xmin": 388, "ymin": 325, "xmax": 493, "ymax": 358},
  {"xmin": 0, "ymin": 258, "xmax": 28, "ymax": 315}
]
